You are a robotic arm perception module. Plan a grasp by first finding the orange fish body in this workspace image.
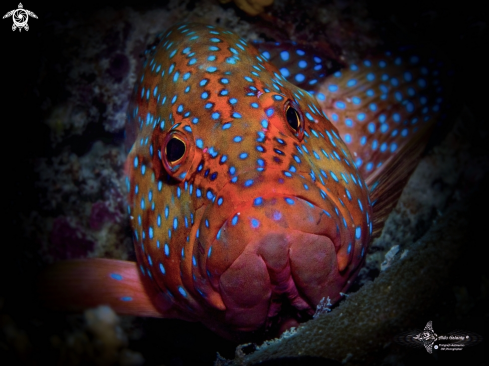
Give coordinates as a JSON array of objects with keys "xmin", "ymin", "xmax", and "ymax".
[{"xmin": 38, "ymin": 23, "xmax": 449, "ymax": 341}]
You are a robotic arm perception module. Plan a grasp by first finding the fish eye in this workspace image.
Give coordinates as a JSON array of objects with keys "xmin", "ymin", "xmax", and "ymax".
[
  {"xmin": 284, "ymin": 101, "xmax": 304, "ymax": 140},
  {"xmin": 165, "ymin": 137, "xmax": 186, "ymax": 164},
  {"xmin": 286, "ymin": 105, "xmax": 301, "ymax": 131},
  {"xmin": 153, "ymin": 128, "xmax": 195, "ymax": 182}
]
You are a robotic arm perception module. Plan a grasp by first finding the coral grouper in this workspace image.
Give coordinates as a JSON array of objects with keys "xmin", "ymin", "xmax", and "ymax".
[{"xmin": 39, "ymin": 23, "xmax": 450, "ymax": 341}]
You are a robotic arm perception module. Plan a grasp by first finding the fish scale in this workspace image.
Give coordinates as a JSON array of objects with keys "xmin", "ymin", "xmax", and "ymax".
[{"xmin": 38, "ymin": 22, "xmax": 450, "ymax": 341}]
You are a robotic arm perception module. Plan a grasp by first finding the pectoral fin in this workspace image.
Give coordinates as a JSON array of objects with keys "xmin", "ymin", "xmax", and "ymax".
[{"xmin": 37, "ymin": 258, "xmax": 177, "ymax": 318}]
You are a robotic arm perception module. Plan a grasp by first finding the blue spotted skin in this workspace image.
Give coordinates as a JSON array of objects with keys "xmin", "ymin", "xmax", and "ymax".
[
  {"xmin": 124, "ymin": 23, "xmax": 374, "ymax": 338},
  {"xmin": 121, "ymin": 23, "xmax": 446, "ymax": 339},
  {"xmin": 257, "ymin": 44, "xmax": 446, "ymax": 179},
  {"xmin": 255, "ymin": 41, "xmax": 343, "ymax": 90}
]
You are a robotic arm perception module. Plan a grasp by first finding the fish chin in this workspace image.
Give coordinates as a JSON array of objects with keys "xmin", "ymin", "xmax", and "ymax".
[{"xmin": 205, "ymin": 195, "xmax": 356, "ymax": 333}]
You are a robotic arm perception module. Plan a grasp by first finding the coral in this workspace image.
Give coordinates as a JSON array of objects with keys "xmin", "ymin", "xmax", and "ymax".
[
  {"xmin": 34, "ymin": 140, "xmax": 133, "ymax": 263},
  {"xmin": 89, "ymin": 200, "xmax": 123, "ymax": 231},
  {"xmin": 312, "ymin": 297, "xmax": 332, "ymax": 318},
  {"xmin": 47, "ymin": 306, "xmax": 144, "ymax": 366},
  {"xmin": 380, "ymin": 244, "xmax": 399, "ymax": 271},
  {"xmin": 49, "ymin": 216, "xmax": 96, "ymax": 260}
]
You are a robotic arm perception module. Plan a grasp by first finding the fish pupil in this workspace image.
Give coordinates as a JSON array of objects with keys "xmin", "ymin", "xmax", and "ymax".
[
  {"xmin": 286, "ymin": 106, "xmax": 300, "ymax": 131},
  {"xmin": 166, "ymin": 137, "xmax": 186, "ymax": 163}
]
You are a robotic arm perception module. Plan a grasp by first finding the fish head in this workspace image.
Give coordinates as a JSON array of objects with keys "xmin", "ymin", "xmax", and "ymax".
[{"xmin": 126, "ymin": 23, "xmax": 372, "ymax": 336}]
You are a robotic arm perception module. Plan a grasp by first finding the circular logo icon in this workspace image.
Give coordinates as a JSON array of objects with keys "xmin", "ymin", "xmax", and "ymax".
[{"xmin": 2, "ymin": 3, "xmax": 38, "ymax": 32}]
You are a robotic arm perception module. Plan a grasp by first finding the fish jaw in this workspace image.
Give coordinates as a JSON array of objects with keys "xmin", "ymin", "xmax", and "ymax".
[
  {"xmin": 192, "ymin": 189, "xmax": 364, "ymax": 333},
  {"xmin": 218, "ymin": 219, "xmax": 340, "ymax": 332}
]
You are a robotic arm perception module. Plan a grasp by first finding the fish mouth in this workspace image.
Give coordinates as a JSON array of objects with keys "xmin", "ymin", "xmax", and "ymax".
[
  {"xmin": 200, "ymin": 192, "xmax": 355, "ymax": 333},
  {"xmin": 208, "ymin": 191, "xmax": 342, "ymax": 259}
]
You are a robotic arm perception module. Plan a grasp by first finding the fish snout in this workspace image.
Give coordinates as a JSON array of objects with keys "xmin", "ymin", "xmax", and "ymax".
[{"xmin": 199, "ymin": 194, "xmax": 357, "ymax": 332}]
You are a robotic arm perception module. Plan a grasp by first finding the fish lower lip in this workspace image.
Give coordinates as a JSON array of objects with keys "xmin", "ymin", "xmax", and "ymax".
[
  {"xmin": 200, "ymin": 194, "xmax": 350, "ymax": 329},
  {"xmin": 216, "ymin": 228, "xmax": 341, "ymax": 331}
]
